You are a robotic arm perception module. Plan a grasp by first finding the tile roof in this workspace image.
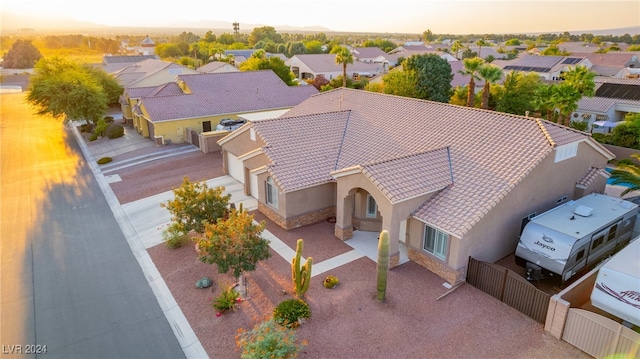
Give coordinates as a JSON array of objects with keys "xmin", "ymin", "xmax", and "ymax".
[
  {"xmin": 575, "ymin": 52, "xmax": 638, "ymax": 67},
  {"xmin": 125, "ymin": 83, "xmax": 184, "ymax": 98},
  {"xmin": 251, "ymin": 89, "xmax": 599, "ymax": 237},
  {"xmin": 196, "ymin": 61, "xmax": 237, "ymax": 73},
  {"xmin": 288, "ymin": 54, "xmax": 383, "ymax": 73},
  {"xmin": 140, "ymin": 70, "xmax": 318, "ymax": 122},
  {"xmin": 577, "ymin": 95, "xmax": 640, "ymax": 113},
  {"xmin": 352, "ymin": 47, "xmax": 388, "ymax": 59},
  {"xmin": 358, "ymin": 148, "xmax": 454, "ymax": 204},
  {"xmin": 112, "ymin": 59, "xmax": 193, "ymax": 87},
  {"xmin": 576, "ymin": 167, "xmax": 606, "ymax": 188},
  {"xmin": 103, "ymin": 55, "xmax": 158, "ymax": 65}
]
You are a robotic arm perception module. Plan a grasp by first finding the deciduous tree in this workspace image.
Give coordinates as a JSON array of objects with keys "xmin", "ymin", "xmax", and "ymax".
[
  {"xmin": 161, "ymin": 176, "xmax": 231, "ymax": 235},
  {"xmin": 27, "ymin": 57, "xmax": 112, "ymax": 123},
  {"xmin": 197, "ymin": 207, "xmax": 270, "ymax": 296},
  {"xmin": 239, "ymin": 55, "xmax": 296, "ymax": 86},
  {"xmin": 2, "ymin": 39, "xmax": 43, "ymax": 68}
]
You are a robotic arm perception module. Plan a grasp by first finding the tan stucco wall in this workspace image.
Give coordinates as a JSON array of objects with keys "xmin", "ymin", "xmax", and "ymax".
[
  {"xmin": 451, "ymin": 141, "xmax": 609, "ymax": 271},
  {"xmin": 147, "ymin": 115, "xmax": 246, "ymax": 144},
  {"xmin": 220, "ymin": 128, "xmax": 266, "ymax": 157}
]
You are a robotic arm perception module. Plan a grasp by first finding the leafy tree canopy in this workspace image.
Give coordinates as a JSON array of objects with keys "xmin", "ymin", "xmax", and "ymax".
[
  {"xmin": 248, "ymin": 26, "xmax": 283, "ymax": 46},
  {"xmin": 403, "ymin": 53, "xmax": 453, "ymax": 103},
  {"xmin": 197, "ymin": 208, "xmax": 270, "ymax": 279},
  {"xmin": 239, "ymin": 56, "xmax": 296, "ymax": 86},
  {"xmin": 381, "ymin": 70, "xmax": 421, "ymax": 98},
  {"xmin": 493, "ymin": 71, "xmax": 542, "ymax": 115},
  {"xmin": 161, "ymin": 177, "xmax": 231, "ymax": 235},
  {"xmin": 2, "ymin": 39, "xmax": 43, "ymax": 68},
  {"xmin": 27, "ymin": 56, "xmax": 118, "ymax": 123}
]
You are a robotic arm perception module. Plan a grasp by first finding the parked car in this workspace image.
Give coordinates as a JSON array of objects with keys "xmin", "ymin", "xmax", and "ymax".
[{"xmin": 216, "ymin": 118, "xmax": 246, "ymax": 131}]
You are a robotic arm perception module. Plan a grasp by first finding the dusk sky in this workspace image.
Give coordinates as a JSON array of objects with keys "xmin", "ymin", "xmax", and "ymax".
[{"xmin": 3, "ymin": 0, "xmax": 640, "ymax": 34}]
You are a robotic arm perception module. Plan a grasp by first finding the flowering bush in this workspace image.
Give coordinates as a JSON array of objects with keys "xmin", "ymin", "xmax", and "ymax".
[{"xmin": 273, "ymin": 299, "xmax": 310, "ymax": 329}]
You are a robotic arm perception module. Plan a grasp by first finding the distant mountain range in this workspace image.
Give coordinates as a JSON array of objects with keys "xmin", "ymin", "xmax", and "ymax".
[
  {"xmin": 1, "ymin": 11, "xmax": 637, "ymax": 36},
  {"xmin": 1, "ymin": 12, "xmax": 332, "ymax": 34}
]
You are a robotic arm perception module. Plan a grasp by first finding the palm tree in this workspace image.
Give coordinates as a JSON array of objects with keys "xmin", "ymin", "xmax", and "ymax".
[
  {"xmin": 451, "ymin": 40, "xmax": 463, "ymax": 59},
  {"xmin": 609, "ymin": 154, "xmax": 640, "ymax": 196},
  {"xmin": 476, "ymin": 39, "xmax": 488, "ymax": 58},
  {"xmin": 562, "ymin": 65, "xmax": 596, "ymax": 97},
  {"xmin": 334, "ymin": 47, "xmax": 354, "ymax": 88},
  {"xmin": 460, "ymin": 57, "xmax": 485, "ymax": 107},
  {"xmin": 553, "ymin": 83, "xmax": 581, "ymax": 126},
  {"xmin": 478, "ymin": 64, "xmax": 503, "ymax": 110},
  {"xmin": 532, "ymin": 84, "xmax": 555, "ymax": 121}
]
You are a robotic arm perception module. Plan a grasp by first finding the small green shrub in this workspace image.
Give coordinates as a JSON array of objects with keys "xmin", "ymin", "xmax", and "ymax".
[
  {"xmin": 104, "ymin": 116, "xmax": 115, "ymax": 124},
  {"xmin": 273, "ymin": 299, "xmax": 310, "ymax": 328},
  {"xmin": 79, "ymin": 123, "xmax": 93, "ymax": 133},
  {"xmin": 617, "ymin": 158, "xmax": 633, "ymax": 166},
  {"xmin": 106, "ymin": 124, "xmax": 124, "ymax": 139},
  {"xmin": 323, "ymin": 275, "xmax": 339, "ymax": 289},
  {"xmin": 236, "ymin": 319, "xmax": 306, "ymax": 359},
  {"xmin": 162, "ymin": 223, "xmax": 189, "ymax": 249},
  {"xmin": 97, "ymin": 157, "xmax": 112, "ymax": 165},
  {"xmin": 212, "ymin": 286, "xmax": 240, "ymax": 314},
  {"xmin": 93, "ymin": 118, "xmax": 109, "ymax": 138}
]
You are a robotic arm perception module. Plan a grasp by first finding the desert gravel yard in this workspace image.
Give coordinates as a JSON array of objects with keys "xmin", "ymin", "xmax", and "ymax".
[{"xmin": 147, "ymin": 214, "xmax": 589, "ymax": 359}]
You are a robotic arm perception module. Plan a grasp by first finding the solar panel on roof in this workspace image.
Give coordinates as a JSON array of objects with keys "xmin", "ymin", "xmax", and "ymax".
[
  {"xmin": 596, "ymin": 83, "xmax": 640, "ymax": 100},
  {"xmin": 562, "ymin": 58, "xmax": 581, "ymax": 65}
]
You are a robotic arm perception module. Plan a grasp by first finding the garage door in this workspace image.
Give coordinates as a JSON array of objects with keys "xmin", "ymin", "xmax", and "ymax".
[
  {"xmin": 249, "ymin": 171, "xmax": 259, "ymax": 199},
  {"xmin": 227, "ymin": 152, "xmax": 244, "ymax": 183}
]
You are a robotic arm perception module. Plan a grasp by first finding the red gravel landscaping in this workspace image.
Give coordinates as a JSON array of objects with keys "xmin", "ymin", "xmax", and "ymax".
[{"xmin": 148, "ymin": 216, "xmax": 589, "ymax": 359}]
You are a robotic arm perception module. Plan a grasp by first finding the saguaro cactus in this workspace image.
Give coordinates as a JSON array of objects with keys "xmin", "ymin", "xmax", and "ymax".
[
  {"xmin": 376, "ymin": 230, "xmax": 390, "ymax": 302},
  {"xmin": 291, "ymin": 239, "xmax": 313, "ymax": 297}
]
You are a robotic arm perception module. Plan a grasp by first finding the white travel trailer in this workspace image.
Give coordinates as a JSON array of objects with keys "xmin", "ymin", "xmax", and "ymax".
[
  {"xmin": 515, "ymin": 193, "xmax": 638, "ymax": 283},
  {"xmin": 590, "ymin": 237, "xmax": 640, "ymax": 327}
]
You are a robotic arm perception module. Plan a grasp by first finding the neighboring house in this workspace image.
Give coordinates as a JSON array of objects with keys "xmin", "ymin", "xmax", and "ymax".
[
  {"xmin": 285, "ymin": 54, "xmax": 384, "ymax": 80},
  {"xmin": 389, "ymin": 49, "xmax": 457, "ymax": 63},
  {"xmin": 218, "ymin": 88, "xmax": 613, "ymax": 284},
  {"xmin": 112, "ymin": 59, "xmax": 198, "ymax": 88},
  {"xmin": 350, "ymin": 47, "xmax": 393, "ymax": 70},
  {"xmin": 102, "ymin": 55, "xmax": 159, "ymax": 74},
  {"xmin": 467, "ymin": 45, "xmax": 508, "ymax": 60},
  {"xmin": 127, "ymin": 70, "xmax": 318, "ymax": 144},
  {"xmin": 125, "ymin": 35, "xmax": 157, "ymax": 56},
  {"xmin": 501, "ymin": 55, "xmax": 592, "ymax": 80},
  {"xmin": 574, "ymin": 77, "xmax": 640, "ymax": 133},
  {"xmin": 368, "ymin": 61, "xmax": 485, "ymax": 90},
  {"xmin": 223, "ymin": 50, "xmax": 287, "ymax": 67},
  {"xmin": 572, "ymin": 52, "xmax": 640, "ymax": 78},
  {"xmin": 557, "ymin": 42, "xmax": 603, "ymax": 54},
  {"xmin": 196, "ymin": 61, "xmax": 240, "ymax": 74}
]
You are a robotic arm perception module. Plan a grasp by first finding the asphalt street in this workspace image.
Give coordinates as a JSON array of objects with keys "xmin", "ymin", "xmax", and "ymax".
[{"xmin": 1, "ymin": 93, "xmax": 185, "ymax": 358}]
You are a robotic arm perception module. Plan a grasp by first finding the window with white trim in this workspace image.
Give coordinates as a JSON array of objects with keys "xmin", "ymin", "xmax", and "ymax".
[
  {"xmin": 266, "ymin": 176, "xmax": 278, "ymax": 207},
  {"xmin": 366, "ymin": 194, "xmax": 377, "ymax": 218},
  {"xmin": 423, "ymin": 225, "xmax": 448, "ymax": 260},
  {"xmin": 554, "ymin": 142, "xmax": 578, "ymax": 163}
]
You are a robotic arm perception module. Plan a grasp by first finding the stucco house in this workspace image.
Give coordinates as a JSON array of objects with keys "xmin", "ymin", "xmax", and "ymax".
[
  {"xmin": 574, "ymin": 77, "xmax": 640, "ymax": 133},
  {"xmin": 127, "ymin": 70, "xmax": 318, "ymax": 144},
  {"xmin": 285, "ymin": 54, "xmax": 384, "ymax": 81},
  {"xmin": 196, "ymin": 61, "xmax": 240, "ymax": 74},
  {"xmin": 218, "ymin": 88, "xmax": 614, "ymax": 284},
  {"xmin": 572, "ymin": 53, "xmax": 640, "ymax": 78},
  {"xmin": 502, "ymin": 55, "xmax": 592, "ymax": 80},
  {"xmin": 113, "ymin": 59, "xmax": 198, "ymax": 88},
  {"xmin": 102, "ymin": 55, "xmax": 159, "ymax": 74}
]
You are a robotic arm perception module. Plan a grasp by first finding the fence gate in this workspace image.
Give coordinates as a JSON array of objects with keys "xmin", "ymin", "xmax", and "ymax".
[{"xmin": 467, "ymin": 257, "xmax": 550, "ymax": 323}]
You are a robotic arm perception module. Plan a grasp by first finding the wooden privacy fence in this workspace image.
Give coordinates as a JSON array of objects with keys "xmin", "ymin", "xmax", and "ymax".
[{"xmin": 467, "ymin": 257, "xmax": 551, "ymax": 323}]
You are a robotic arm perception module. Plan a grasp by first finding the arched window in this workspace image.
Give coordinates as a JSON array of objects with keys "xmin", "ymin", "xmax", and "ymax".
[{"xmin": 266, "ymin": 176, "xmax": 278, "ymax": 208}]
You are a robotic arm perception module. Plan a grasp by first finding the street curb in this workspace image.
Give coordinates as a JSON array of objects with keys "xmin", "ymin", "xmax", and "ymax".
[{"xmin": 68, "ymin": 122, "xmax": 208, "ymax": 359}]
